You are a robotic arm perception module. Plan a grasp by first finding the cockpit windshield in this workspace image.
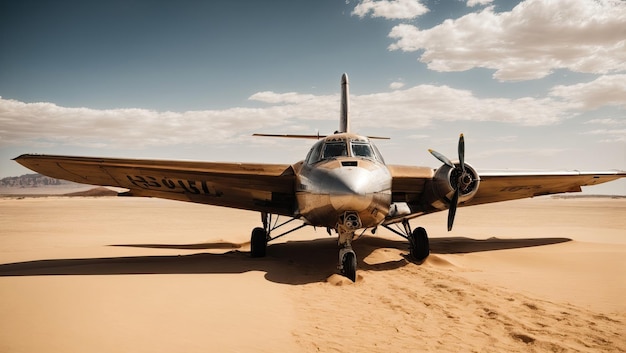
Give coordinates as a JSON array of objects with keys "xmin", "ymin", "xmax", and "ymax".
[
  {"xmin": 351, "ymin": 142, "xmax": 374, "ymax": 158},
  {"xmin": 323, "ymin": 142, "xmax": 348, "ymax": 159},
  {"xmin": 306, "ymin": 137, "xmax": 385, "ymax": 164}
]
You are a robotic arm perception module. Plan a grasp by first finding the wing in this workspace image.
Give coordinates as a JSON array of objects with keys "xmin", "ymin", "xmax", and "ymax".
[
  {"xmin": 14, "ymin": 154, "xmax": 296, "ymax": 216},
  {"xmin": 465, "ymin": 170, "xmax": 626, "ymax": 206},
  {"xmin": 387, "ymin": 166, "xmax": 625, "ymax": 224}
]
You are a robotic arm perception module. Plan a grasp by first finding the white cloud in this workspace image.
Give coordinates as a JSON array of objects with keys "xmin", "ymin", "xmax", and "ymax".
[
  {"xmin": 549, "ymin": 74, "xmax": 626, "ymax": 110},
  {"xmin": 389, "ymin": 81, "xmax": 405, "ymax": 89},
  {"xmin": 248, "ymin": 91, "xmax": 318, "ymax": 104},
  {"xmin": 475, "ymin": 147, "xmax": 568, "ymax": 159},
  {"xmin": 352, "ymin": 0, "xmax": 428, "ymax": 20},
  {"xmin": 585, "ymin": 118, "xmax": 626, "ymax": 126},
  {"xmin": 388, "ymin": 0, "xmax": 626, "ymax": 81},
  {"xmin": 581, "ymin": 129, "xmax": 626, "ymax": 143},
  {"xmin": 406, "ymin": 134, "xmax": 429, "ymax": 140},
  {"xmin": 0, "ymin": 98, "xmax": 309, "ymax": 148},
  {"xmin": 2, "ymin": 77, "xmax": 622, "ymax": 149},
  {"xmin": 351, "ymin": 85, "xmax": 572, "ymax": 127},
  {"xmin": 467, "ymin": 0, "xmax": 493, "ymax": 7}
]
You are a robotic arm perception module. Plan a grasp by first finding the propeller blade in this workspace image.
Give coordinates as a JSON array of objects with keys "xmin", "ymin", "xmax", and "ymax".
[
  {"xmin": 448, "ymin": 189, "xmax": 459, "ymax": 231},
  {"xmin": 458, "ymin": 133, "xmax": 465, "ymax": 173},
  {"xmin": 429, "ymin": 149, "xmax": 455, "ymax": 168}
]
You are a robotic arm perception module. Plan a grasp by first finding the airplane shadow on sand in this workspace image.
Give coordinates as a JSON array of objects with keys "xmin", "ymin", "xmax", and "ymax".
[{"xmin": 0, "ymin": 236, "xmax": 571, "ymax": 285}]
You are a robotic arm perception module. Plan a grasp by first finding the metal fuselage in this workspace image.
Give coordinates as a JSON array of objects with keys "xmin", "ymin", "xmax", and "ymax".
[{"xmin": 294, "ymin": 133, "xmax": 392, "ymax": 233}]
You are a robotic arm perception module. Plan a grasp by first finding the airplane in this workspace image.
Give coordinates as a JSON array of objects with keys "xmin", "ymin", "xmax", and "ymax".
[{"xmin": 14, "ymin": 74, "xmax": 626, "ymax": 282}]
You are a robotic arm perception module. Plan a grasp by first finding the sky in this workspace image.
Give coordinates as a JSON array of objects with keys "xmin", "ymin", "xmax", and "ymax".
[{"xmin": 1, "ymin": 0, "xmax": 625, "ymax": 194}]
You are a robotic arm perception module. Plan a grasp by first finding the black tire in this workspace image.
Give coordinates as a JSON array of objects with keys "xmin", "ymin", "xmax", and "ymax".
[
  {"xmin": 250, "ymin": 227, "xmax": 267, "ymax": 258},
  {"xmin": 411, "ymin": 227, "xmax": 430, "ymax": 261},
  {"xmin": 342, "ymin": 251, "xmax": 357, "ymax": 282}
]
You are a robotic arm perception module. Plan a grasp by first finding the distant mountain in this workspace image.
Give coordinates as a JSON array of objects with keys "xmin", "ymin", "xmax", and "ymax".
[
  {"xmin": 0, "ymin": 174, "xmax": 118, "ymax": 197},
  {"xmin": 64, "ymin": 186, "xmax": 118, "ymax": 197},
  {"xmin": 0, "ymin": 173, "xmax": 77, "ymax": 188}
]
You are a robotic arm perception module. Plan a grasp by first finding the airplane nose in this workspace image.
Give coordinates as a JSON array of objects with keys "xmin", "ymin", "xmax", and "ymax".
[{"xmin": 327, "ymin": 167, "xmax": 375, "ymax": 212}]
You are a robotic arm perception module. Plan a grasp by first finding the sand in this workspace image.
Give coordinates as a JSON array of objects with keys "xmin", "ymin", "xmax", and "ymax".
[{"xmin": 0, "ymin": 196, "xmax": 624, "ymax": 352}]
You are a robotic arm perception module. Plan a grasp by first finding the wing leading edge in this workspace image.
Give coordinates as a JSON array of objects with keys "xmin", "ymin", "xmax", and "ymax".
[{"xmin": 14, "ymin": 154, "xmax": 296, "ymax": 216}]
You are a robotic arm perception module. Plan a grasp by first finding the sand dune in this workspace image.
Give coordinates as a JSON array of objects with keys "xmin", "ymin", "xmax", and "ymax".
[{"xmin": 0, "ymin": 197, "xmax": 624, "ymax": 352}]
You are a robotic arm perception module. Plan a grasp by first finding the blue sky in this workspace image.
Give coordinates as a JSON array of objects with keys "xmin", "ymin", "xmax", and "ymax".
[{"xmin": 1, "ymin": 0, "xmax": 624, "ymax": 194}]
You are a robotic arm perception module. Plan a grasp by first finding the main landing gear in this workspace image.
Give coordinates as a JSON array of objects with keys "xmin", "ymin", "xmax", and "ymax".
[
  {"xmin": 382, "ymin": 219, "xmax": 430, "ymax": 262},
  {"xmin": 249, "ymin": 212, "xmax": 307, "ymax": 258},
  {"xmin": 250, "ymin": 227, "xmax": 267, "ymax": 258},
  {"xmin": 409, "ymin": 226, "xmax": 430, "ymax": 261}
]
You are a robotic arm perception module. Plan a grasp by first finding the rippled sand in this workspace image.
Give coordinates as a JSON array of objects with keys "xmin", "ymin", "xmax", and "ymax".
[{"xmin": 1, "ymin": 197, "xmax": 624, "ymax": 352}]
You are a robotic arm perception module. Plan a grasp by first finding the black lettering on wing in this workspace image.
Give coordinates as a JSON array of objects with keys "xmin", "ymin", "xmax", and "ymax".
[
  {"xmin": 178, "ymin": 180, "xmax": 201, "ymax": 194},
  {"xmin": 162, "ymin": 178, "xmax": 176, "ymax": 189}
]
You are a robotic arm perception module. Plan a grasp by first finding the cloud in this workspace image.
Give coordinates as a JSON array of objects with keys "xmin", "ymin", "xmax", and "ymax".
[
  {"xmin": 389, "ymin": 81, "xmax": 405, "ymax": 89},
  {"xmin": 585, "ymin": 118, "xmax": 626, "ymax": 126},
  {"xmin": 388, "ymin": 0, "xmax": 626, "ymax": 81},
  {"xmin": 467, "ymin": 0, "xmax": 493, "ymax": 7},
  {"xmin": 352, "ymin": 0, "xmax": 428, "ymax": 20},
  {"xmin": 351, "ymin": 85, "xmax": 572, "ymax": 127},
  {"xmin": 581, "ymin": 129, "xmax": 626, "ymax": 143},
  {"xmin": 2, "ymin": 75, "xmax": 621, "ymax": 149},
  {"xmin": 549, "ymin": 74, "xmax": 626, "ymax": 110},
  {"xmin": 0, "ymin": 98, "xmax": 307, "ymax": 148},
  {"xmin": 475, "ymin": 147, "xmax": 568, "ymax": 160},
  {"xmin": 248, "ymin": 91, "xmax": 319, "ymax": 104}
]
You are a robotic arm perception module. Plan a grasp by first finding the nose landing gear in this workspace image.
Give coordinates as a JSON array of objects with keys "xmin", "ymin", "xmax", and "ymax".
[
  {"xmin": 336, "ymin": 211, "xmax": 362, "ymax": 282},
  {"xmin": 339, "ymin": 248, "xmax": 357, "ymax": 282}
]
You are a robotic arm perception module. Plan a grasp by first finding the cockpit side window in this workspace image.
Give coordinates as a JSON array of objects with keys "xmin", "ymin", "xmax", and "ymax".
[
  {"xmin": 372, "ymin": 144, "xmax": 385, "ymax": 164},
  {"xmin": 306, "ymin": 140, "xmax": 324, "ymax": 164},
  {"xmin": 323, "ymin": 142, "xmax": 348, "ymax": 159}
]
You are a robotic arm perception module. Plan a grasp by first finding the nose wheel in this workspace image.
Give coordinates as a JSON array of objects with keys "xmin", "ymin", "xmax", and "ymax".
[{"xmin": 339, "ymin": 248, "xmax": 357, "ymax": 282}]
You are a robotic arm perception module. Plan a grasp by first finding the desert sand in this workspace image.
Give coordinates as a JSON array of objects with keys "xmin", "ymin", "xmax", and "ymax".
[{"xmin": 0, "ymin": 196, "xmax": 624, "ymax": 352}]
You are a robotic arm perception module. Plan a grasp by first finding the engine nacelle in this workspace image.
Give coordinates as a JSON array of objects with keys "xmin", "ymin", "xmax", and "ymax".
[{"xmin": 429, "ymin": 162, "xmax": 480, "ymax": 210}]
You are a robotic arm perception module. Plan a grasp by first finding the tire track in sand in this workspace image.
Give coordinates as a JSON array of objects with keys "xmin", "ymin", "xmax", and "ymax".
[{"xmin": 289, "ymin": 251, "xmax": 625, "ymax": 353}]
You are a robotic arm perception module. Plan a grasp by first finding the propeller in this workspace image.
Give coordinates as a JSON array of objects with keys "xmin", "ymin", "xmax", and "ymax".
[{"xmin": 429, "ymin": 134, "xmax": 466, "ymax": 231}]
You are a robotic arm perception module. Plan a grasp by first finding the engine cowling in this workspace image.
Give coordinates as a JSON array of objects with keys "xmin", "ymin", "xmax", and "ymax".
[{"xmin": 430, "ymin": 162, "xmax": 480, "ymax": 209}]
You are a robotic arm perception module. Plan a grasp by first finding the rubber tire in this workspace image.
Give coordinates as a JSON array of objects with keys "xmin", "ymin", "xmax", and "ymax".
[
  {"xmin": 342, "ymin": 251, "xmax": 357, "ymax": 282},
  {"xmin": 250, "ymin": 227, "xmax": 267, "ymax": 258},
  {"xmin": 411, "ymin": 227, "xmax": 430, "ymax": 261}
]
